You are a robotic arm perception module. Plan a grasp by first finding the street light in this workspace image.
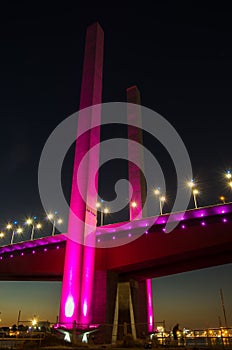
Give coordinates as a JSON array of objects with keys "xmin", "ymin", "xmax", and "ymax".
[
  {"xmin": 187, "ymin": 180, "xmax": 199, "ymax": 209},
  {"xmin": 154, "ymin": 188, "xmax": 166, "ymax": 215},
  {"xmin": 26, "ymin": 218, "xmax": 42, "ymax": 240},
  {"xmin": 220, "ymin": 196, "xmax": 226, "ymax": 204},
  {"xmin": 225, "ymin": 170, "xmax": 232, "ymax": 180},
  {"xmin": 31, "ymin": 316, "xmax": 37, "ymax": 327},
  {"xmin": 47, "ymin": 213, "xmax": 63, "ymax": 236},
  {"xmin": 192, "ymin": 189, "xmax": 199, "ymax": 209},
  {"xmin": 0, "ymin": 232, "xmax": 4, "ymax": 239},
  {"xmin": 6, "ymin": 223, "xmax": 23, "ymax": 244},
  {"xmin": 159, "ymin": 196, "xmax": 166, "ymax": 215},
  {"xmin": 96, "ymin": 202, "xmax": 109, "ymax": 226},
  {"xmin": 11, "ymin": 226, "xmax": 23, "ymax": 244}
]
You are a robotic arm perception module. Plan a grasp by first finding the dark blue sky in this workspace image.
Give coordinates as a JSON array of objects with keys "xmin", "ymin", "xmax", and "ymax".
[{"xmin": 0, "ymin": 2, "xmax": 232, "ymax": 328}]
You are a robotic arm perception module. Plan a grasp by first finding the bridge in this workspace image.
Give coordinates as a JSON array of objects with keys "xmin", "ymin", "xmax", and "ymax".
[
  {"xmin": 0, "ymin": 203, "xmax": 231, "ymax": 282},
  {"xmin": 1, "ymin": 21, "xmax": 232, "ymax": 343},
  {"xmin": 0, "ymin": 205, "xmax": 232, "ymax": 341}
]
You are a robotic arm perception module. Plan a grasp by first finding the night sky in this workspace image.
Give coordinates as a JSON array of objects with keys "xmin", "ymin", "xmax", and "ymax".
[{"xmin": 0, "ymin": 2, "xmax": 231, "ymax": 329}]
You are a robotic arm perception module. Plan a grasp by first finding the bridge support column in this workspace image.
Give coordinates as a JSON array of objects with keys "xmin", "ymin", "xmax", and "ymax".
[
  {"xmin": 127, "ymin": 86, "xmax": 154, "ymax": 333},
  {"xmin": 111, "ymin": 280, "xmax": 148, "ymax": 343},
  {"xmin": 59, "ymin": 22, "xmax": 104, "ymax": 328},
  {"xmin": 127, "ymin": 86, "xmax": 147, "ymax": 218}
]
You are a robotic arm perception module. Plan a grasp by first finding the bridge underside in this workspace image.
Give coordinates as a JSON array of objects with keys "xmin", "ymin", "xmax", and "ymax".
[{"xmin": 0, "ymin": 206, "xmax": 231, "ymax": 282}]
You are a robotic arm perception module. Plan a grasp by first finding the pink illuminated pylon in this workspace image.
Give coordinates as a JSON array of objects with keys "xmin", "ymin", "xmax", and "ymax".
[
  {"xmin": 127, "ymin": 86, "xmax": 147, "ymax": 219},
  {"xmin": 59, "ymin": 22, "xmax": 104, "ymax": 327},
  {"xmin": 127, "ymin": 86, "xmax": 154, "ymax": 333}
]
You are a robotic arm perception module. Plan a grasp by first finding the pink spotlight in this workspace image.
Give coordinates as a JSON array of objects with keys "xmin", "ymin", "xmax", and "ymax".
[
  {"xmin": 128, "ymin": 233, "xmax": 132, "ymax": 238},
  {"xmin": 223, "ymin": 218, "xmax": 227, "ymax": 223},
  {"xmin": 21, "ymin": 252, "xmax": 24, "ymax": 256},
  {"xmin": 181, "ymin": 224, "xmax": 186, "ymax": 229},
  {"xmin": 0, "ymin": 257, "xmax": 2, "ymax": 260},
  {"xmin": 65, "ymin": 295, "xmax": 75, "ymax": 318},
  {"xmin": 162, "ymin": 228, "xmax": 166, "ymax": 232},
  {"xmin": 32, "ymin": 250, "xmax": 35, "ymax": 254},
  {"xmin": 56, "ymin": 246, "xmax": 60, "ymax": 249},
  {"xmin": 83, "ymin": 300, "xmax": 88, "ymax": 317},
  {"xmin": 10, "ymin": 254, "xmax": 13, "ymax": 258},
  {"xmin": 44, "ymin": 248, "xmax": 47, "ymax": 252},
  {"xmin": 201, "ymin": 221, "xmax": 206, "ymax": 226},
  {"xmin": 112, "ymin": 236, "xmax": 115, "ymax": 240}
]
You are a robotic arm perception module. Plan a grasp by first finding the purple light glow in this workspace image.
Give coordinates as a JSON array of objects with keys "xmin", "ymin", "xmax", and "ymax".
[
  {"xmin": 128, "ymin": 233, "xmax": 132, "ymax": 238},
  {"xmin": 146, "ymin": 279, "xmax": 154, "ymax": 333},
  {"xmin": 10, "ymin": 254, "xmax": 13, "ymax": 258},
  {"xmin": 223, "ymin": 218, "xmax": 227, "ymax": 223},
  {"xmin": 162, "ymin": 228, "xmax": 166, "ymax": 232},
  {"xmin": 44, "ymin": 248, "xmax": 47, "ymax": 252},
  {"xmin": 201, "ymin": 221, "xmax": 206, "ymax": 226},
  {"xmin": 181, "ymin": 225, "xmax": 186, "ymax": 229},
  {"xmin": 56, "ymin": 246, "xmax": 60, "ymax": 249},
  {"xmin": 59, "ymin": 22, "xmax": 103, "ymax": 327},
  {"xmin": 21, "ymin": 252, "xmax": 24, "ymax": 256},
  {"xmin": 83, "ymin": 300, "xmax": 87, "ymax": 317},
  {"xmin": 32, "ymin": 250, "xmax": 35, "ymax": 254},
  {"xmin": 60, "ymin": 239, "xmax": 83, "ymax": 325},
  {"xmin": 145, "ymin": 231, "xmax": 148, "ymax": 235},
  {"xmin": 0, "ymin": 257, "xmax": 2, "ymax": 260},
  {"xmin": 79, "ymin": 245, "xmax": 96, "ymax": 325},
  {"xmin": 112, "ymin": 236, "xmax": 115, "ymax": 240}
]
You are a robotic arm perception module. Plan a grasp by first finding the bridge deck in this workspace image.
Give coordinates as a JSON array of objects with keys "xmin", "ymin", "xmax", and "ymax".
[{"xmin": 0, "ymin": 203, "xmax": 231, "ymax": 281}]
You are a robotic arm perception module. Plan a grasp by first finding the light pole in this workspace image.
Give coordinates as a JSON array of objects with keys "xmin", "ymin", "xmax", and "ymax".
[
  {"xmin": 192, "ymin": 189, "xmax": 199, "ymax": 209},
  {"xmin": 154, "ymin": 188, "xmax": 166, "ymax": 215},
  {"xmin": 187, "ymin": 180, "xmax": 199, "ymax": 209},
  {"xmin": 228, "ymin": 181, "xmax": 232, "ymax": 191},
  {"xmin": 225, "ymin": 171, "xmax": 232, "ymax": 199},
  {"xmin": 9, "ymin": 226, "xmax": 23, "ymax": 244},
  {"xmin": 47, "ymin": 213, "xmax": 63, "ymax": 236},
  {"xmin": 26, "ymin": 218, "xmax": 42, "ymax": 240},
  {"xmin": 159, "ymin": 196, "xmax": 166, "ymax": 215},
  {"xmin": 220, "ymin": 196, "xmax": 226, "ymax": 204},
  {"xmin": 96, "ymin": 202, "xmax": 109, "ymax": 226},
  {"xmin": 6, "ymin": 223, "xmax": 23, "ymax": 244}
]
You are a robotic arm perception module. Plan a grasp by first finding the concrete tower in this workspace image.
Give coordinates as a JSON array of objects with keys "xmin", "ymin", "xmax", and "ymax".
[{"xmin": 59, "ymin": 22, "xmax": 104, "ymax": 327}]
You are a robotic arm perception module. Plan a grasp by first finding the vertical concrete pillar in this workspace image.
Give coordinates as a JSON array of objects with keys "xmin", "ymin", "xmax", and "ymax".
[
  {"xmin": 127, "ymin": 86, "xmax": 147, "ymax": 219},
  {"xmin": 127, "ymin": 86, "xmax": 154, "ymax": 333},
  {"xmin": 59, "ymin": 22, "xmax": 104, "ymax": 327},
  {"xmin": 112, "ymin": 285, "xmax": 119, "ymax": 344}
]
